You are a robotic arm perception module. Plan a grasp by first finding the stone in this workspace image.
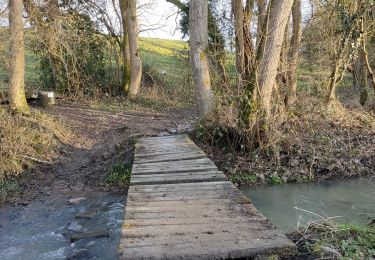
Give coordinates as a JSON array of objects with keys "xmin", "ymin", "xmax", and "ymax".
[
  {"xmin": 320, "ymin": 245, "xmax": 342, "ymax": 259},
  {"xmin": 75, "ymin": 210, "xmax": 97, "ymax": 220},
  {"xmin": 70, "ymin": 230, "xmax": 110, "ymax": 242},
  {"xmin": 38, "ymin": 91, "xmax": 56, "ymax": 107},
  {"xmin": 67, "ymin": 197, "xmax": 86, "ymax": 205},
  {"xmin": 67, "ymin": 249, "xmax": 90, "ymax": 260}
]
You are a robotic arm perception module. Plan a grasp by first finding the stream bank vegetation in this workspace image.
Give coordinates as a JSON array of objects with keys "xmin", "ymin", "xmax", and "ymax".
[
  {"xmin": 0, "ymin": 109, "xmax": 70, "ymax": 202},
  {"xmin": 287, "ymin": 220, "xmax": 375, "ymax": 259}
]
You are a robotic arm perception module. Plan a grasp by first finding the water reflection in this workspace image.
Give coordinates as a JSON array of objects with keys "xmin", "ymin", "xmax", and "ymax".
[{"xmin": 240, "ymin": 177, "xmax": 375, "ymax": 232}]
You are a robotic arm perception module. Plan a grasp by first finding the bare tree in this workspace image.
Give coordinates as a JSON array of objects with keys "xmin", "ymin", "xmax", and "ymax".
[
  {"xmin": 127, "ymin": 0, "xmax": 142, "ymax": 98},
  {"xmin": 119, "ymin": 0, "xmax": 131, "ymax": 94},
  {"xmin": 8, "ymin": 0, "xmax": 29, "ymax": 113},
  {"xmin": 189, "ymin": 0, "xmax": 214, "ymax": 117},
  {"xmin": 232, "ymin": 0, "xmax": 245, "ymax": 88},
  {"xmin": 257, "ymin": 0, "xmax": 294, "ymax": 119},
  {"xmin": 353, "ymin": 47, "xmax": 368, "ymax": 106},
  {"xmin": 285, "ymin": 0, "xmax": 302, "ymax": 106}
]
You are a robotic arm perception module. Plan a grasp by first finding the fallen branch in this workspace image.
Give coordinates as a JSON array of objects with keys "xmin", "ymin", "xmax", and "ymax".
[{"xmin": 21, "ymin": 155, "xmax": 54, "ymax": 165}]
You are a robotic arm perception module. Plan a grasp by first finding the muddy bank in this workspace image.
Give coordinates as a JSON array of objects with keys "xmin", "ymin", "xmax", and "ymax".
[{"xmin": 4, "ymin": 105, "xmax": 196, "ymax": 205}]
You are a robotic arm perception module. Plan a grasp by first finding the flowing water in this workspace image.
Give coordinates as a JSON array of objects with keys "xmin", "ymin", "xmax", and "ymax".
[
  {"xmin": 1, "ymin": 177, "xmax": 374, "ymax": 259},
  {"xmin": 0, "ymin": 192, "xmax": 126, "ymax": 260},
  {"xmin": 240, "ymin": 176, "xmax": 375, "ymax": 232}
]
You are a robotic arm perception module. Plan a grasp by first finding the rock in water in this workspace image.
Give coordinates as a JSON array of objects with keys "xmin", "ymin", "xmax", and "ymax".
[
  {"xmin": 67, "ymin": 249, "xmax": 90, "ymax": 260},
  {"xmin": 75, "ymin": 210, "xmax": 97, "ymax": 219},
  {"xmin": 70, "ymin": 230, "xmax": 110, "ymax": 242},
  {"xmin": 67, "ymin": 197, "xmax": 86, "ymax": 205}
]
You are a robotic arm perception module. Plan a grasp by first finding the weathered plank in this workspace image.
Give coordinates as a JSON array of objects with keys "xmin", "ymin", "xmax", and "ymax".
[
  {"xmin": 130, "ymin": 171, "xmax": 227, "ymax": 185},
  {"xmin": 119, "ymin": 135, "xmax": 296, "ymax": 259},
  {"xmin": 133, "ymin": 151, "xmax": 207, "ymax": 164},
  {"xmin": 132, "ymin": 158, "xmax": 217, "ymax": 175}
]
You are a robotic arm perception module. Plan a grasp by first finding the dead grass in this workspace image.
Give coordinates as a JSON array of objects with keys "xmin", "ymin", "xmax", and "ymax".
[
  {"xmin": 193, "ymin": 95, "xmax": 375, "ymax": 185},
  {"xmin": 0, "ymin": 107, "xmax": 70, "ymax": 181}
]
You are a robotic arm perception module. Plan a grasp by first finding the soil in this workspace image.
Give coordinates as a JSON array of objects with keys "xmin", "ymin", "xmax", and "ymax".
[{"xmin": 11, "ymin": 104, "xmax": 197, "ymax": 205}]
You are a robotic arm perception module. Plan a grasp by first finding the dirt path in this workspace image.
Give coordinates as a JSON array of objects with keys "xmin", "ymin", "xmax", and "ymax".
[{"xmin": 14, "ymin": 105, "xmax": 197, "ymax": 204}]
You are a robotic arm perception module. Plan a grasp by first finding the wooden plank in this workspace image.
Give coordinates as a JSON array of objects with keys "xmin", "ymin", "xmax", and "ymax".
[
  {"xmin": 119, "ymin": 233, "xmax": 295, "ymax": 260},
  {"xmin": 128, "ymin": 181, "xmax": 232, "ymax": 192},
  {"xmin": 137, "ymin": 134, "xmax": 190, "ymax": 143},
  {"xmin": 132, "ymin": 158, "xmax": 217, "ymax": 175},
  {"xmin": 133, "ymin": 151, "xmax": 207, "ymax": 164},
  {"xmin": 123, "ymin": 215, "xmax": 267, "ymax": 227},
  {"xmin": 130, "ymin": 171, "xmax": 227, "ymax": 185},
  {"xmin": 125, "ymin": 203, "xmax": 253, "ymax": 214},
  {"xmin": 128, "ymin": 185, "xmax": 242, "ymax": 200},
  {"xmin": 128, "ymin": 182, "xmax": 235, "ymax": 194},
  {"xmin": 119, "ymin": 135, "xmax": 295, "ymax": 259},
  {"xmin": 135, "ymin": 146, "xmax": 202, "ymax": 157},
  {"xmin": 122, "ymin": 221, "xmax": 271, "ymax": 238},
  {"xmin": 134, "ymin": 149, "xmax": 202, "ymax": 158},
  {"xmin": 126, "ymin": 198, "xmax": 250, "ymax": 208}
]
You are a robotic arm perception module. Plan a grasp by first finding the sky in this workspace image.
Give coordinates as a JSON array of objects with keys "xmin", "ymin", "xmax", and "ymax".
[
  {"xmin": 138, "ymin": 0, "xmax": 313, "ymax": 40},
  {"xmin": 138, "ymin": 0, "xmax": 184, "ymax": 40},
  {"xmin": 0, "ymin": 0, "xmax": 313, "ymax": 41}
]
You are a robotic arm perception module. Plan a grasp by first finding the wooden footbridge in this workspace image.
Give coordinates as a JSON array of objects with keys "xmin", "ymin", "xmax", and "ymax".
[{"xmin": 119, "ymin": 135, "xmax": 295, "ymax": 259}]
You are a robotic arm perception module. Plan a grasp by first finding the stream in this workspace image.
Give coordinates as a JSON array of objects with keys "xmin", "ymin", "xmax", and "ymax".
[
  {"xmin": 0, "ymin": 177, "xmax": 374, "ymax": 259},
  {"xmin": 240, "ymin": 176, "xmax": 375, "ymax": 232},
  {"xmin": 0, "ymin": 192, "xmax": 126, "ymax": 260}
]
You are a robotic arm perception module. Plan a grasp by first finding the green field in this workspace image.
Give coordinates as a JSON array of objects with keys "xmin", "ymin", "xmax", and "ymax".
[{"xmin": 0, "ymin": 33, "xmax": 192, "ymax": 103}]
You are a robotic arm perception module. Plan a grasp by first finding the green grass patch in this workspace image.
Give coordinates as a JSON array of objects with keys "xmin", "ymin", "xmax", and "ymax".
[
  {"xmin": 292, "ymin": 222, "xmax": 375, "ymax": 259},
  {"xmin": 228, "ymin": 173, "xmax": 257, "ymax": 185},
  {"xmin": 322, "ymin": 224, "xmax": 375, "ymax": 259},
  {"xmin": 104, "ymin": 163, "xmax": 132, "ymax": 187},
  {"xmin": 0, "ymin": 179, "xmax": 21, "ymax": 203}
]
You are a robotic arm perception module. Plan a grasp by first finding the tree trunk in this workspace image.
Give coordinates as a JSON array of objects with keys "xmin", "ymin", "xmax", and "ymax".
[
  {"xmin": 353, "ymin": 47, "xmax": 368, "ymax": 106},
  {"xmin": 277, "ymin": 18, "xmax": 290, "ymax": 92},
  {"xmin": 8, "ymin": 0, "xmax": 29, "ymax": 113},
  {"xmin": 189, "ymin": 0, "xmax": 215, "ymax": 117},
  {"xmin": 232, "ymin": 0, "xmax": 245, "ymax": 89},
  {"xmin": 257, "ymin": 0, "xmax": 294, "ymax": 119},
  {"xmin": 362, "ymin": 35, "xmax": 375, "ymax": 95},
  {"xmin": 244, "ymin": 0, "xmax": 256, "ymax": 81},
  {"xmin": 119, "ymin": 0, "xmax": 131, "ymax": 94},
  {"xmin": 127, "ymin": 0, "xmax": 142, "ymax": 98},
  {"xmin": 256, "ymin": 0, "xmax": 267, "ymax": 48},
  {"xmin": 285, "ymin": 0, "xmax": 302, "ymax": 106}
]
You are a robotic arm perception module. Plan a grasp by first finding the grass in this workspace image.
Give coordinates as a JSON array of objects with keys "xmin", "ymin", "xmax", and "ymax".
[
  {"xmin": 139, "ymin": 38, "xmax": 194, "ymax": 108},
  {"xmin": 290, "ymin": 222, "xmax": 375, "ymax": 259},
  {"xmin": 104, "ymin": 162, "xmax": 132, "ymax": 186},
  {"xmin": 0, "ymin": 179, "xmax": 21, "ymax": 203}
]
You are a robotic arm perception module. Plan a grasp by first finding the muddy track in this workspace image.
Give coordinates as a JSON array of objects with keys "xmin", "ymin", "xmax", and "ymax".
[{"xmin": 14, "ymin": 105, "xmax": 197, "ymax": 204}]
